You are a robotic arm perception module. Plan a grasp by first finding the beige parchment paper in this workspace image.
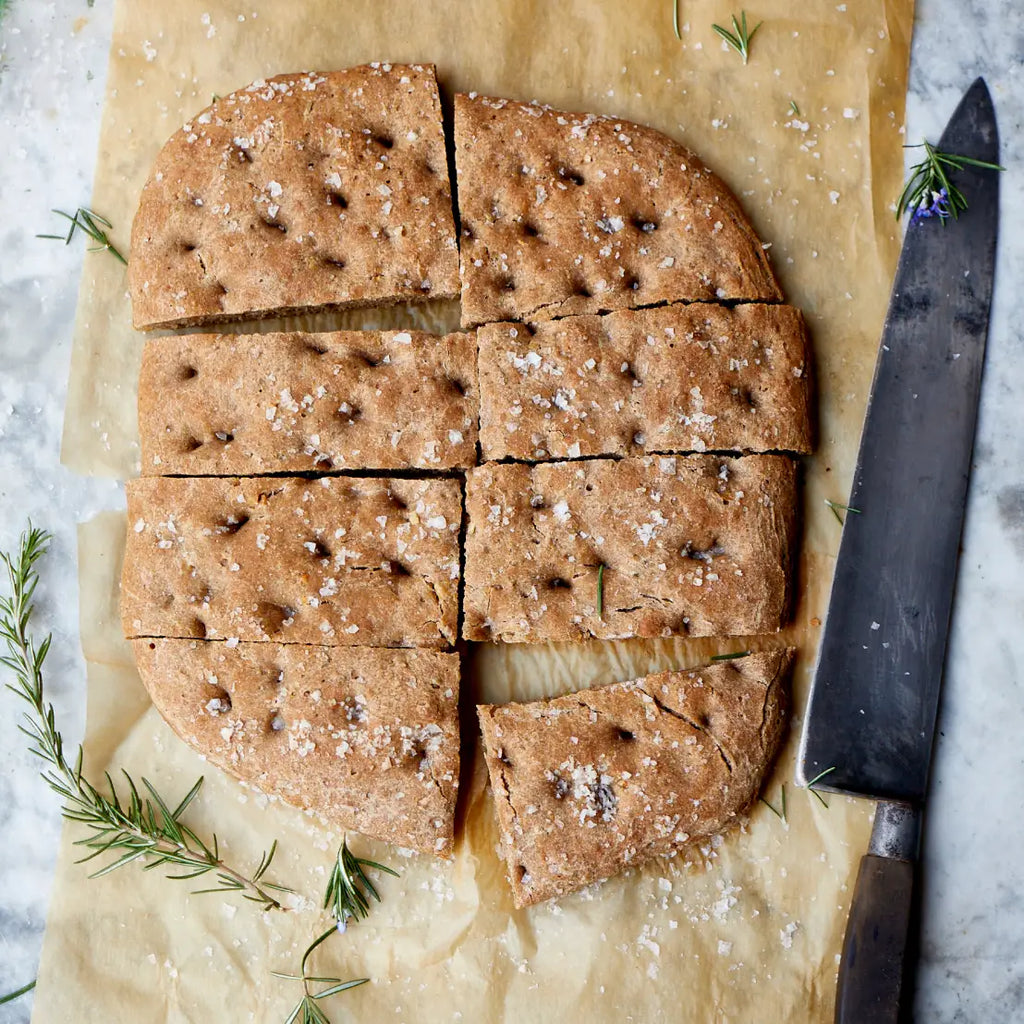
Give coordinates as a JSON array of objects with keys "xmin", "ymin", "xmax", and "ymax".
[{"xmin": 43, "ymin": 0, "xmax": 914, "ymax": 1020}]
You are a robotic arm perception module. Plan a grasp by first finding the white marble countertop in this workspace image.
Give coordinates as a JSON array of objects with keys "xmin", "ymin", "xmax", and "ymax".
[{"xmin": 0, "ymin": 1, "xmax": 1021, "ymax": 1021}]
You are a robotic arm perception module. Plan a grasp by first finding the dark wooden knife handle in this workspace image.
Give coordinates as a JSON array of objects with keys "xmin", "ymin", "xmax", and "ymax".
[{"xmin": 835, "ymin": 853, "xmax": 914, "ymax": 1024}]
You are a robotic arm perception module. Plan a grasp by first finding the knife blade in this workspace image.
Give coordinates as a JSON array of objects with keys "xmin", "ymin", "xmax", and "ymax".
[{"xmin": 797, "ymin": 77, "xmax": 1000, "ymax": 1023}]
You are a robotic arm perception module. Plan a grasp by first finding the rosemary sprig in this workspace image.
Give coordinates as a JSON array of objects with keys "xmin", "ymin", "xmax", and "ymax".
[
  {"xmin": 274, "ymin": 837, "xmax": 397, "ymax": 1024},
  {"xmin": 0, "ymin": 979, "xmax": 36, "ymax": 1006},
  {"xmin": 273, "ymin": 927, "xmax": 369, "ymax": 1024},
  {"xmin": 897, "ymin": 142, "xmax": 1003, "ymax": 225},
  {"xmin": 824, "ymin": 498, "xmax": 861, "ymax": 525},
  {"xmin": 1, "ymin": 525, "xmax": 293, "ymax": 911},
  {"xmin": 712, "ymin": 11, "xmax": 762, "ymax": 65},
  {"xmin": 324, "ymin": 835, "xmax": 398, "ymax": 928},
  {"xmin": 37, "ymin": 207, "xmax": 127, "ymax": 265},
  {"xmin": 806, "ymin": 765, "xmax": 837, "ymax": 808},
  {"xmin": 759, "ymin": 783, "xmax": 787, "ymax": 823},
  {"xmin": 672, "ymin": 0, "xmax": 681, "ymax": 40},
  {"xmin": 596, "ymin": 563, "xmax": 605, "ymax": 619},
  {"xmin": 711, "ymin": 650, "xmax": 750, "ymax": 662}
]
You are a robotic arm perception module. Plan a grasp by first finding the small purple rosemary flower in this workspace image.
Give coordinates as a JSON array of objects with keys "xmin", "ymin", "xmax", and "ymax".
[{"xmin": 912, "ymin": 187, "xmax": 952, "ymax": 224}]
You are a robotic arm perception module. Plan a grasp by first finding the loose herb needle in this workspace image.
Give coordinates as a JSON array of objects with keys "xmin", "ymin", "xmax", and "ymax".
[
  {"xmin": 672, "ymin": 0, "xmax": 681, "ymax": 40},
  {"xmin": 789, "ymin": 100, "xmax": 800, "ymax": 116},
  {"xmin": 0, "ymin": 525, "xmax": 292, "ymax": 911},
  {"xmin": 759, "ymin": 783, "xmax": 787, "ymax": 823},
  {"xmin": 711, "ymin": 650, "xmax": 750, "ymax": 662},
  {"xmin": 596, "ymin": 563, "xmax": 605, "ymax": 619},
  {"xmin": 275, "ymin": 837, "xmax": 397, "ymax": 1024},
  {"xmin": 0, "ymin": 979, "xmax": 36, "ymax": 1006},
  {"xmin": 897, "ymin": 141, "xmax": 1003, "ymax": 225},
  {"xmin": 824, "ymin": 498, "xmax": 861, "ymax": 525},
  {"xmin": 712, "ymin": 11, "xmax": 762, "ymax": 65},
  {"xmin": 806, "ymin": 766, "xmax": 837, "ymax": 808},
  {"xmin": 37, "ymin": 207, "xmax": 127, "ymax": 265}
]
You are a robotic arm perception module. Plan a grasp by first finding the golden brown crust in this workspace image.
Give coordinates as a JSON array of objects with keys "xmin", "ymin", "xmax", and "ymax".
[
  {"xmin": 454, "ymin": 93, "xmax": 781, "ymax": 328},
  {"xmin": 477, "ymin": 649, "xmax": 792, "ymax": 906},
  {"xmin": 134, "ymin": 639, "xmax": 460, "ymax": 856},
  {"xmin": 129, "ymin": 65, "xmax": 458, "ymax": 331},
  {"xmin": 462, "ymin": 454, "xmax": 797, "ymax": 643},
  {"xmin": 122, "ymin": 476, "xmax": 462, "ymax": 648},
  {"xmin": 138, "ymin": 330, "xmax": 479, "ymax": 475},
  {"xmin": 478, "ymin": 304, "xmax": 813, "ymax": 461}
]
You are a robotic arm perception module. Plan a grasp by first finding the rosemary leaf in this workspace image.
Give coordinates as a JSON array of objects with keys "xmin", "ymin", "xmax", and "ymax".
[
  {"xmin": 759, "ymin": 783, "xmax": 787, "ymax": 823},
  {"xmin": 672, "ymin": 0, "xmax": 681, "ymax": 40},
  {"xmin": 711, "ymin": 650, "xmax": 750, "ymax": 662},
  {"xmin": 806, "ymin": 765, "xmax": 837, "ymax": 808},
  {"xmin": 0, "ymin": 524, "xmax": 292, "ymax": 911},
  {"xmin": 789, "ymin": 100, "xmax": 800, "ymax": 116},
  {"xmin": 711, "ymin": 11, "xmax": 762, "ymax": 65},
  {"xmin": 824, "ymin": 498, "xmax": 861, "ymax": 525},
  {"xmin": 596, "ymin": 563, "xmax": 605, "ymax": 619}
]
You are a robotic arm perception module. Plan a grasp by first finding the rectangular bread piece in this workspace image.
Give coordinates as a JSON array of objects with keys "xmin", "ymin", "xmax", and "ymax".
[
  {"xmin": 463, "ymin": 454, "xmax": 796, "ymax": 642},
  {"xmin": 129, "ymin": 64, "xmax": 459, "ymax": 330},
  {"xmin": 139, "ymin": 330, "xmax": 479, "ymax": 475},
  {"xmin": 135, "ymin": 640, "xmax": 460, "ymax": 856},
  {"xmin": 478, "ymin": 304, "xmax": 813, "ymax": 461},
  {"xmin": 478, "ymin": 649, "xmax": 792, "ymax": 905},
  {"xmin": 122, "ymin": 476, "xmax": 462, "ymax": 648},
  {"xmin": 453, "ymin": 93, "xmax": 780, "ymax": 328}
]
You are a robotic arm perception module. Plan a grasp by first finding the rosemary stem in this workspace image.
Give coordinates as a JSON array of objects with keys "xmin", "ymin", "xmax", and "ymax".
[{"xmin": 0, "ymin": 979, "xmax": 36, "ymax": 1006}]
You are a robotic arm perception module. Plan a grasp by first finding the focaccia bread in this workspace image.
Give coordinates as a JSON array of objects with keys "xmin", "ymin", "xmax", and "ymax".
[
  {"xmin": 454, "ymin": 92, "xmax": 781, "ymax": 327},
  {"xmin": 138, "ymin": 330, "xmax": 479, "ymax": 474},
  {"xmin": 463, "ymin": 454, "xmax": 796, "ymax": 643},
  {"xmin": 135, "ymin": 640, "xmax": 460, "ymax": 856},
  {"xmin": 122, "ymin": 476, "xmax": 462, "ymax": 648},
  {"xmin": 129, "ymin": 64, "xmax": 458, "ymax": 330},
  {"xmin": 478, "ymin": 304, "xmax": 813, "ymax": 461},
  {"xmin": 477, "ymin": 649, "xmax": 792, "ymax": 905}
]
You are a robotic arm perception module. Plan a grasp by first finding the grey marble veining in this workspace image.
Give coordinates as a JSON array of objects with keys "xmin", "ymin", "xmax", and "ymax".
[
  {"xmin": 0, "ymin": 1, "xmax": 1022, "ymax": 1022},
  {"xmin": 904, "ymin": 4, "xmax": 1024, "ymax": 1021},
  {"xmin": 0, "ymin": 3, "xmax": 120, "ymax": 1022}
]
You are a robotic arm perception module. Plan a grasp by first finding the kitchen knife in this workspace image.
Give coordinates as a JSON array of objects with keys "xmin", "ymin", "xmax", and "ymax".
[{"xmin": 797, "ymin": 77, "xmax": 1000, "ymax": 1023}]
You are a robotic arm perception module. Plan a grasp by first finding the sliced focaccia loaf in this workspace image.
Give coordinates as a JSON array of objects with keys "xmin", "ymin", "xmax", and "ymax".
[
  {"xmin": 122, "ymin": 475, "xmax": 462, "ymax": 648},
  {"xmin": 139, "ymin": 330, "xmax": 479, "ymax": 475},
  {"xmin": 478, "ymin": 649, "xmax": 791, "ymax": 905},
  {"xmin": 130, "ymin": 64, "xmax": 458, "ymax": 330},
  {"xmin": 135, "ymin": 639, "xmax": 460, "ymax": 856},
  {"xmin": 454, "ymin": 92, "xmax": 780, "ymax": 327}
]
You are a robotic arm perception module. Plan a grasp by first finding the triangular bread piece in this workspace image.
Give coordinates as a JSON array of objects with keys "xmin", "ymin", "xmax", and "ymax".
[
  {"xmin": 454, "ymin": 93, "xmax": 781, "ymax": 327},
  {"xmin": 134, "ymin": 640, "xmax": 460, "ymax": 856},
  {"xmin": 130, "ymin": 65, "xmax": 458, "ymax": 330},
  {"xmin": 477, "ymin": 650, "xmax": 791, "ymax": 906}
]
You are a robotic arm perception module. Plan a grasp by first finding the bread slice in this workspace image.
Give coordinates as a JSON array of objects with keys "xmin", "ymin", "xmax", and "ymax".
[
  {"xmin": 454, "ymin": 93, "xmax": 781, "ymax": 328},
  {"xmin": 139, "ymin": 330, "xmax": 479, "ymax": 475},
  {"xmin": 134, "ymin": 639, "xmax": 460, "ymax": 856},
  {"xmin": 122, "ymin": 476, "xmax": 462, "ymax": 648},
  {"xmin": 477, "ymin": 649, "xmax": 791, "ymax": 905},
  {"xmin": 463, "ymin": 454, "xmax": 796, "ymax": 643},
  {"xmin": 129, "ymin": 65, "xmax": 458, "ymax": 330},
  {"xmin": 478, "ymin": 304, "xmax": 813, "ymax": 461}
]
